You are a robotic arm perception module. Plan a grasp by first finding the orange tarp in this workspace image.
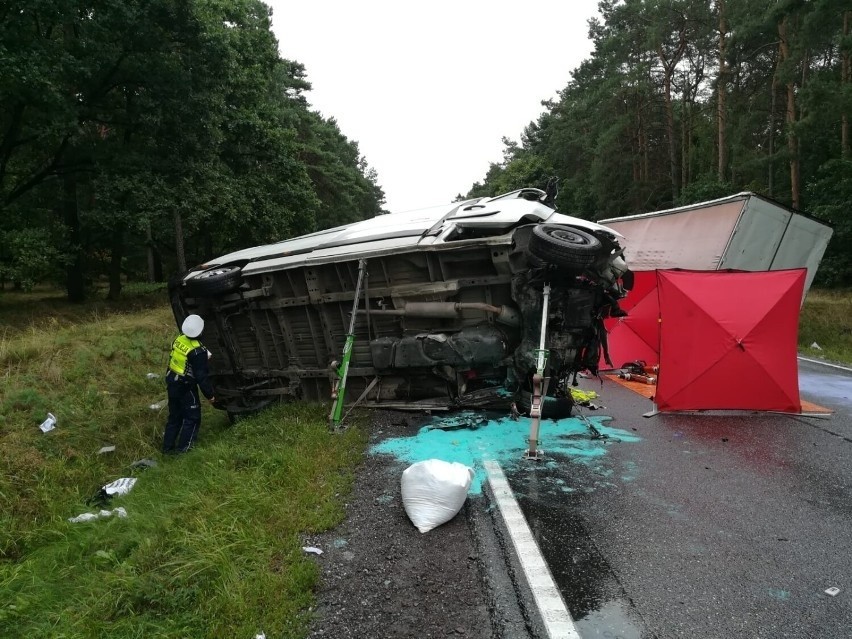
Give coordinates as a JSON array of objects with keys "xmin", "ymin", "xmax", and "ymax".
[{"xmin": 605, "ymin": 374, "xmax": 832, "ymax": 415}]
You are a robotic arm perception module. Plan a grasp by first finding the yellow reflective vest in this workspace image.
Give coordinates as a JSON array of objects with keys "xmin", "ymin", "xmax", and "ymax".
[{"xmin": 168, "ymin": 334, "xmax": 202, "ymax": 376}]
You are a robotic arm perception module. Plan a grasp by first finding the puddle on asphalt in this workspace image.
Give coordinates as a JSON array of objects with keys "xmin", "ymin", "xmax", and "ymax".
[
  {"xmin": 515, "ymin": 466, "xmax": 648, "ymax": 638},
  {"xmin": 575, "ymin": 600, "xmax": 642, "ymax": 639},
  {"xmin": 799, "ymin": 370, "xmax": 852, "ymax": 402}
]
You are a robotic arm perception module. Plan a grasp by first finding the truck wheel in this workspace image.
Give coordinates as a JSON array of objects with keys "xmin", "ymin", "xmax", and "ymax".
[
  {"xmin": 185, "ymin": 265, "xmax": 243, "ymax": 297},
  {"xmin": 529, "ymin": 224, "xmax": 601, "ymax": 269}
]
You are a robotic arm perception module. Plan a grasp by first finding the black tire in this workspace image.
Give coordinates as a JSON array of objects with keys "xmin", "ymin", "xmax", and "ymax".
[
  {"xmin": 528, "ymin": 224, "xmax": 602, "ymax": 269},
  {"xmin": 184, "ymin": 265, "xmax": 243, "ymax": 297}
]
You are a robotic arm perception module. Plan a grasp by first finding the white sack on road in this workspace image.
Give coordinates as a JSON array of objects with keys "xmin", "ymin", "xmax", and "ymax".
[{"xmin": 401, "ymin": 459, "xmax": 473, "ymax": 533}]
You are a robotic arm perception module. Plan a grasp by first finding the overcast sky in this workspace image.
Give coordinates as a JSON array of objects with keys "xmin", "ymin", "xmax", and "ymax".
[{"xmin": 268, "ymin": 0, "xmax": 601, "ymax": 213}]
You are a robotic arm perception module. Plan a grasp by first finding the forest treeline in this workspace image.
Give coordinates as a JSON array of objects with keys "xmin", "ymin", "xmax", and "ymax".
[
  {"xmin": 0, "ymin": 0, "xmax": 385, "ymax": 301},
  {"xmin": 466, "ymin": 0, "xmax": 851, "ymax": 287}
]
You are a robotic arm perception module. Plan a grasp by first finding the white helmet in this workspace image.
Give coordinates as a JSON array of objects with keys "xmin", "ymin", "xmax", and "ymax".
[{"xmin": 181, "ymin": 314, "xmax": 204, "ymax": 338}]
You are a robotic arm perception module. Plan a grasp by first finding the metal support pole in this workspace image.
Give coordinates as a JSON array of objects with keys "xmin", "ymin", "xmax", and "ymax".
[
  {"xmin": 330, "ymin": 259, "xmax": 367, "ymax": 428},
  {"xmin": 525, "ymin": 283, "xmax": 551, "ymax": 460}
]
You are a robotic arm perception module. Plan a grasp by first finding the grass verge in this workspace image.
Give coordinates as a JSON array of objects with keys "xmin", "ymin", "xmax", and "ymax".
[
  {"xmin": 0, "ymin": 289, "xmax": 366, "ymax": 638},
  {"xmin": 799, "ymin": 289, "xmax": 852, "ymax": 365}
]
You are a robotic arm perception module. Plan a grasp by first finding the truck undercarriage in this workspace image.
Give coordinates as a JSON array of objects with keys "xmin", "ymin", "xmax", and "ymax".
[{"xmin": 169, "ymin": 190, "xmax": 629, "ymax": 421}]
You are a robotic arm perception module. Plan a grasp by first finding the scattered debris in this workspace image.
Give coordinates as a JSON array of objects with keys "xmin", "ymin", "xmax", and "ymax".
[
  {"xmin": 102, "ymin": 477, "xmax": 137, "ymax": 496},
  {"xmin": 825, "ymin": 587, "xmax": 840, "ymax": 597},
  {"xmin": 130, "ymin": 458, "xmax": 158, "ymax": 470},
  {"xmin": 427, "ymin": 412, "xmax": 486, "ymax": 431},
  {"xmin": 146, "ymin": 372, "xmax": 160, "ymax": 379},
  {"xmin": 149, "ymin": 400, "xmax": 166, "ymax": 410},
  {"xmin": 401, "ymin": 459, "xmax": 473, "ymax": 533},
  {"xmin": 811, "ymin": 342, "xmax": 823, "ymax": 351},
  {"xmin": 68, "ymin": 507, "xmax": 128, "ymax": 523},
  {"xmin": 302, "ymin": 546, "xmax": 323, "ymax": 555},
  {"xmin": 570, "ymin": 388, "xmax": 599, "ymax": 403},
  {"xmin": 39, "ymin": 412, "xmax": 57, "ymax": 433},
  {"xmin": 97, "ymin": 445, "xmax": 116, "ymax": 455}
]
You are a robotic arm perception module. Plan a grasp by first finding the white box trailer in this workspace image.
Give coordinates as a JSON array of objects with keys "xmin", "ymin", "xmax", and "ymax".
[{"xmin": 600, "ymin": 192, "xmax": 833, "ymax": 295}]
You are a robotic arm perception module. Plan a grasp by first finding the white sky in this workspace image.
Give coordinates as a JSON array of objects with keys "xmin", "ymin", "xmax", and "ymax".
[{"xmin": 268, "ymin": 0, "xmax": 601, "ymax": 213}]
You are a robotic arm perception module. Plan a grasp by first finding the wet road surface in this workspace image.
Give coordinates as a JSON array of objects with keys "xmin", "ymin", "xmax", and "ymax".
[{"xmin": 507, "ymin": 358, "xmax": 852, "ymax": 638}]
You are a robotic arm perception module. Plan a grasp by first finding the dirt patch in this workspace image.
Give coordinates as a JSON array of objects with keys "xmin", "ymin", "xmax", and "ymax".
[{"xmin": 305, "ymin": 411, "xmax": 498, "ymax": 638}]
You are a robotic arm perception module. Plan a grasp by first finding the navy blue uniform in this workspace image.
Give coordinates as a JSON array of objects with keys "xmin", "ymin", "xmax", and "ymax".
[{"xmin": 162, "ymin": 337, "xmax": 215, "ymax": 453}]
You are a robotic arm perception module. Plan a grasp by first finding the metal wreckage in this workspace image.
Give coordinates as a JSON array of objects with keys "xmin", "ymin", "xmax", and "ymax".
[{"xmin": 169, "ymin": 186, "xmax": 631, "ymax": 451}]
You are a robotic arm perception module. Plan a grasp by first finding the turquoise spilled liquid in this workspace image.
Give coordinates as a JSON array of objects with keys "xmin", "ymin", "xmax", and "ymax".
[{"xmin": 370, "ymin": 412, "xmax": 640, "ymax": 494}]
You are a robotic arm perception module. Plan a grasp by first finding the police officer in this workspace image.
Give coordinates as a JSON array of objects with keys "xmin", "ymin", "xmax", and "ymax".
[{"xmin": 162, "ymin": 314, "xmax": 215, "ymax": 454}]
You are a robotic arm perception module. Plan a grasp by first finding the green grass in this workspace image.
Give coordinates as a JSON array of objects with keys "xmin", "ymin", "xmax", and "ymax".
[
  {"xmin": 799, "ymin": 289, "xmax": 852, "ymax": 365},
  {"xmin": 0, "ymin": 287, "xmax": 366, "ymax": 638}
]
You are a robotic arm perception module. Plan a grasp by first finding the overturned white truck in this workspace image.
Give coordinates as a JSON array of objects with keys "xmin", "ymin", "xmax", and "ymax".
[{"xmin": 169, "ymin": 188, "xmax": 630, "ymax": 421}]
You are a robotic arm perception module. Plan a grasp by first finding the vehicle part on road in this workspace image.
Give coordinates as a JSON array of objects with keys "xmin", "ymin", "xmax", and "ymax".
[
  {"xmin": 619, "ymin": 372, "xmax": 657, "ymax": 385},
  {"xmin": 169, "ymin": 188, "xmax": 630, "ymax": 420}
]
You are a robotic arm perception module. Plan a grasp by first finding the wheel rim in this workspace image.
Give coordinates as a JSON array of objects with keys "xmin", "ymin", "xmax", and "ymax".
[
  {"xmin": 198, "ymin": 267, "xmax": 235, "ymax": 280},
  {"xmin": 547, "ymin": 228, "xmax": 591, "ymax": 246}
]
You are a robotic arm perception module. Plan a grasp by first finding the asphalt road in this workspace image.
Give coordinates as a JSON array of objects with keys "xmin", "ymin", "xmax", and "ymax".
[{"xmin": 506, "ymin": 358, "xmax": 852, "ymax": 638}]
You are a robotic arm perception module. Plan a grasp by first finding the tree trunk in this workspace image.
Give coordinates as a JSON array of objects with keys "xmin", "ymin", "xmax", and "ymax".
[
  {"xmin": 769, "ymin": 60, "xmax": 778, "ymax": 197},
  {"xmin": 174, "ymin": 209, "xmax": 187, "ymax": 273},
  {"xmin": 62, "ymin": 20, "xmax": 85, "ymax": 302},
  {"xmin": 843, "ymin": 11, "xmax": 850, "ymax": 157},
  {"xmin": 664, "ymin": 73, "xmax": 679, "ymax": 202},
  {"xmin": 63, "ymin": 170, "xmax": 85, "ymax": 303},
  {"xmin": 778, "ymin": 16, "xmax": 801, "ymax": 210},
  {"xmin": 146, "ymin": 219, "xmax": 156, "ymax": 283},
  {"xmin": 717, "ymin": 0, "xmax": 728, "ymax": 181},
  {"xmin": 682, "ymin": 75, "xmax": 689, "ymax": 188},
  {"xmin": 107, "ymin": 230, "xmax": 123, "ymax": 300}
]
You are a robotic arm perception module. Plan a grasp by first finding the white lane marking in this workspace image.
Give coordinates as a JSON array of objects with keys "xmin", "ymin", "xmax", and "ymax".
[
  {"xmin": 484, "ymin": 460, "xmax": 581, "ymax": 639},
  {"xmin": 798, "ymin": 356, "xmax": 852, "ymax": 373}
]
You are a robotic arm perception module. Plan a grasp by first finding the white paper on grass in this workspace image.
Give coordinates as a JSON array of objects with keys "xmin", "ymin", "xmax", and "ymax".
[
  {"xmin": 39, "ymin": 412, "xmax": 57, "ymax": 433},
  {"xmin": 68, "ymin": 507, "xmax": 128, "ymax": 523},
  {"xmin": 401, "ymin": 459, "xmax": 474, "ymax": 533},
  {"xmin": 102, "ymin": 477, "xmax": 137, "ymax": 496}
]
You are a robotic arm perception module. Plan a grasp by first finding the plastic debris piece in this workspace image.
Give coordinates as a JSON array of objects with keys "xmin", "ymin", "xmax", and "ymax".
[
  {"xmin": 68, "ymin": 512, "xmax": 99, "ymax": 523},
  {"xmin": 149, "ymin": 400, "xmax": 166, "ymax": 410},
  {"xmin": 39, "ymin": 412, "xmax": 57, "ymax": 433},
  {"xmin": 146, "ymin": 372, "xmax": 160, "ymax": 379},
  {"xmin": 570, "ymin": 388, "xmax": 599, "ymax": 403},
  {"xmin": 254, "ymin": 634, "xmax": 266, "ymax": 639},
  {"xmin": 68, "ymin": 507, "xmax": 127, "ymax": 523},
  {"xmin": 810, "ymin": 342, "xmax": 823, "ymax": 350},
  {"xmin": 302, "ymin": 546, "xmax": 323, "ymax": 555},
  {"xmin": 98, "ymin": 445, "xmax": 116, "ymax": 454},
  {"xmin": 825, "ymin": 587, "xmax": 840, "ymax": 596},
  {"xmin": 130, "ymin": 458, "xmax": 158, "ymax": 469},
  {"xmin": 102, "ymin": 477, "xmax": 137, "ymax": 496}
]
